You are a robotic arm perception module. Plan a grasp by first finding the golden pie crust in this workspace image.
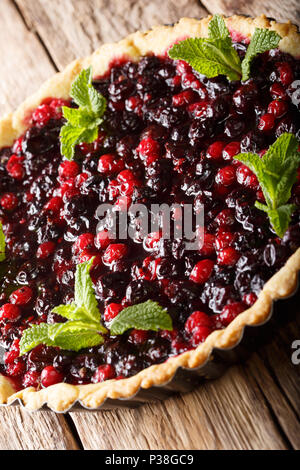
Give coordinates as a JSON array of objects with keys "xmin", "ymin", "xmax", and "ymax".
[{"xmin": 0, "ymin": 14, "xmax": 299, "ymax": 412}]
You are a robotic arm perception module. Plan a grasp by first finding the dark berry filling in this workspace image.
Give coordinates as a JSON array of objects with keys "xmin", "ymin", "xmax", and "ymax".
[{"xmin": 0, "ymin": 45, "xmax": 299, "ymax": 390}]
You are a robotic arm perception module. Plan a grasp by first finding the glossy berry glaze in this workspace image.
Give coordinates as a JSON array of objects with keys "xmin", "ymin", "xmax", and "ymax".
[{"xmin": 0, "ymin": 44, "xmax": 300, "ymax": 390}]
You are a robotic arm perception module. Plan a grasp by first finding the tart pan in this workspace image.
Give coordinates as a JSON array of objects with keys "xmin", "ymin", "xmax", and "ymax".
[{"xmin": 2, "ymin": 277, "xmax": 298, "ymax": 413}]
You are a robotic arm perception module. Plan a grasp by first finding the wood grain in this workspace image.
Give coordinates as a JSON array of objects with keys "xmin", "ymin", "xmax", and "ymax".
[
  {"xmin": 70, "ymin": 363, "xmax": 288, "ymax": 450},
  {"xmin": 15, "ymin": 0, "xmax": 208, "ymax": 70},
  {"xmin": 201, "ymin": 0, "xmax": 300, "ymax": 25},
  {"xmin": 0, "ymin": 0, "xmax": 55, "ymax": 116}
]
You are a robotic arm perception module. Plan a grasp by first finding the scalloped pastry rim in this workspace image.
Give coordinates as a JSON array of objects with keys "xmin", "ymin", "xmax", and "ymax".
[{"xmin": 0, "ymin": 14, "xmax": 299, "ymax": 412}]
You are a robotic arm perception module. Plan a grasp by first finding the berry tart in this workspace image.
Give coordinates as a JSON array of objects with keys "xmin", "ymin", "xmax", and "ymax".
[{"xmin": 0, "ymin": 14, "xmax": 299, "ymax": 412}]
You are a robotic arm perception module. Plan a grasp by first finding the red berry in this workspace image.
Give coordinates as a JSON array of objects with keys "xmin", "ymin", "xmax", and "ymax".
[
  {"xmin": 215, "ymin": 165, "xmax": 236, "ymax": 186},
  {"xmin": 137, "ymin": 137, "xmax": 160, "ymax": 165},
  {"xmin": 143, "ymin": 231, "xmax": 161, "ymax": 251},
  {"xmin": 7, "ymin": 162, "xmax": 24, "ymax": 180},
  {"xmin": 4, "ymin": 339, "xmax": 20, "ymax": 364},
  {"xmin": 126, "ymin": 95, "xmax": 142, "ymax": 112},
  {"xmin": 222, "ymin": 141, "xmax": 240, "ymax": 161},
  {"xmin": 41, "ymin": 366, "xmax": 64, "ymax": 387},
  {"xmin": 36, "ymin": 241, "xmax": 56, "ymax": 259},
  {"xmin": 12, "ymin": 136, "xmax": 24, "ymax": 154},
  {"xmin": 269, "ymin": 83, "xmax": 287, "ymax": 100},
  {"xmin": 114, "ymin": 195, "xmax": 131, "ymax": 211},
  {"xmin": 217, "ymin": 247, "xmax": 240, "ymax": 266},
  {"xmin": 199, "ymin": 233, "xmax": 215, "ymax": 256},
  {"xmin": 258, "ymin": 113, "xmax": 275, "ymax": 131},
  {"xmin": 191, "ymin": 326, "xmax": 212, "ymax": 346},
  {"xmin": 73, "ymin": 233, "xmax": 95, "ymax": 254},
  {"xmin": 0, "ymin": 192, "xmax": 18, "ymax": 210},
  {"xmin": 215, "ymin": 209, "xmax": 235, "ymax": 227},
  {"xmin": 242, "ymin": 292, "xmax": 257, "ymax": 306},
  {"xmin": 22, "ymin": 370, "xmax": 40, "ymax": 388},
  {"xmin": 215, "ymin": 231, "xmax": 235, "ymax": 251},
  {"xmin": 103, "ymin": 243, "xmax": 128, "ymax": 265},
  {"xmin": 185, "ymin": 311, "xmax": 213, "ymax": 334},
  {"xmin": 32, "ymin": 104, "xmax": 53, "ymax": 126},
  {"xmin": 176, "ymin": 60, "xmax": 192, "ymax": 75},
  {"xmin": 10, "ymin": 286, "xmax": 33, "ymax": 305},
  {"xmin": 98, "ymin": 154, "xmax": 124, "ymax": 174},
  {"xmin": 6, "ymin": 359, "xmax": 25, "ymax": 377},
  {"xmin": 206, "ymin": 141, "xmax": 224, "ymax": 160},
  {"xmin": 92, "ymin": 364, "xmax": 115, "ymax": 383},
  {"xmin": 75, "ymin": 172, "xmax": 89, "ymax": 187},
  {"xmin": 78, "ymin": 251, "xmax": 102, "ymax": 269},
  {"xmin": 0, "ymin": 303, "xmax": 21, "ymax": 322},
  {"xmin": 267, "ymin": 100, "xmax": 288, "ymax": 118},
  {"xmin": 278, "ymin": 62, "xmax": 293, "ymax": 86},
  {"xmin": 108, "ymin": 179, "xmax": 120, "ymax": 199},
  {"xmin": 190, "ymin": 259, "xmax": 214, "ymax": 284},
  {"xmin": 172, "ymin": 90, "xmax": 196, "ymax": 107},
  {"xmin": 218, "ymin": 302, "xmax": 245, "ymax": 326},
  {"xmin": 58, "ymin": 160, "xmax": 79, "ymax": 180},
  {"xmin": 117, "ymin": 169, "xmax": 135, "ymax": 183},
  {"xmin": 236, "ymin": 164, "xmax": 258, "ymax": 189},
  {"xmin": 104, "ymin": 303, "xmax": 123, "ymax": 322},
  {"xmin": 44, "ymin": 196, "xmax": 63, "ymax": 212},
  {"xmin": 129, "ymin": 329, "xmax": 148, "ymax": 344},
  {"xmin": 95, "ymin": 230, "xmax": 112, "ymax": 250},
  {"xmin": 188, "ymin": 101, "xmax": 208, "ymax": 118}
]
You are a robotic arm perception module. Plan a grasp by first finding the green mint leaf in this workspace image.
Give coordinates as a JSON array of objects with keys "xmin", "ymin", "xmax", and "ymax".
[
  {"xmin": 0, "ymin": 222, "xmax": 6, "ymax": 262},
  {"xmin": 235, "ymin": 133, "xmax": 300, "ymax": 237},
  {"xmin": 208, "ymin": 14, "xmax": 232, "ymax": 45},
  {"xmin": 74, "ymin": 259, "xmax": 106, "ymax": 332},
  {"xmin": 48, "ymin": 321, "xmax": 104, "ymax": 352},
  {"xmin": 52, "ymin": 303, "xmax": 92, "ymax": 323},
  {"xmin": 241, "ymin": 28, "xmax": 281, "ymax": 81},
  {"xmin": 60, "ymin": 124, "xmax": 86, "ymax": 161},
  {"xmin": 255, "ymin": 202, "xmax": 297, "ymax": 238},
  {"xmin": 19, "ymin": 323, "xmax": 54, "ymax": 355},
  {"xmin": 60, "ymin": 66, "xmax": 107, "ymax": 160},
  {"xmin": 110, "ymin": 300, "xmax": 173, "ymax": 336},
  {"xmin": 169, "ymin": 37, "xmax": 242, "ymax": 81}
]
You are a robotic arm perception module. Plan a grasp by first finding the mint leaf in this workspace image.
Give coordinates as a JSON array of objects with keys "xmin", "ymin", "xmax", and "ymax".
[
  {"xmin": 48, "ymin": 321, "xmax": 104, "ymax": 351},
  {"xmin": 242, "ymin": 28, "xmax": 281, "ymax": 81},
  {"xmin": 110, "ymin": 300, "xmax": 173, "ymax": 336},
  {"xmin": 19, "ymin": 323, "xmax": 55, "ymax": 355},
  {"xmin": 60, "ymin": 66, "xmax": 107, "ymax": 160},
  {"xmin": 0, "ymin": 222, "xmax": 5, "ymax": 262},
  {"xmin": 169, "ymin": 37, "xmax": 242, "ymax": 82},
  {"xmin": 235, "ymin": 133, "xmax": 300, "ymax": 237},
  {"xmin": 208, "ymin": 14, "xmax": 232, "ymax": 45}
]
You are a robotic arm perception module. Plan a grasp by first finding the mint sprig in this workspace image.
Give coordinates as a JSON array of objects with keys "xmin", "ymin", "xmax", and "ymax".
[
  {"xmin": 168, "ymin": 14, "xmax": 281, "ymax": 82},
  {"xmin": 0, "ymin": 222, "xmax": 5, "ymax": 262},
  {"xmin": 20, "ymin": 258, "xmax": 107, "ymax": 355},
  {"xmin": 234, "ymin": 133, "xmax": 300, "ymax": 238},
  {"xmin": 60, "ymin": 67, "xmax": 107, "ymax": 160},
  {"xmin": 20, "ymin": 261, "xmax": 173, "ymax": 355},
  {"xmin": 110, "ymin": 300, "xmax": 173, "ymax": 336}
]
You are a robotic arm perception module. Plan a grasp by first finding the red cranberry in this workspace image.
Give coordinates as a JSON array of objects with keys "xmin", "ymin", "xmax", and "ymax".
[
  {"xmin": 176, "ymin": 60, "xmax": 192, "ymax": 75},
  {"xmin": 41, "ymin": 366, "xmax": 64, "ymax": 387},
  {"xmin": 218, "ymin": 302, "xmax": 245, "ymax": 326},
  {"xmin": 277, "ymin": 62, "xmax": 293, "ymax": 86},
  {"xmin": 143, "ymin": 231, "xmax": 161, "ymax": 251},
  {"xmin": 215, "ymin": 166, "xmax": 236, "ymax": 187},
  {"xmin": 0, "ymin": 193, "xmax": 18, "ymax": 210},
  {"xmin": 129, "ymin": 329, "xmax": 148, "ymax": 344},
  {"xmin": 23, "ymin": 370, "xmax": 40, "ymax": 388},
  {"xmin": 0, "ymin": 304, "xmax": 21, "ymax": 322},
  {"xmin": 6, "ymin": 359, "xmax": 26, "ymax": 377},
  {"xmin": 103, "ymin": 243, "xmax": 128, "ymax": 265},
  {"xmin": 215, "ymin": 209, "xmax": 235, "ymax": 227},
  {"xmin": 185, "ymin": 311, "xmax": 213, "ymax": 334},
  {"xmin": 242, "ymin": 292, "xmax": 257, "ymax": 306},
  {"xmin": 190, "ymin": 259, "xmax": 214, "ymax": 284},
  {"xmin": 44, "ymin": 196, "xmax": 63, "ymax": 212},
  {"xmin": 73, "ymin": 233, "xmax": 95, "ymax": 254},
  {"xmin": 98, "ymin": 154, "xmax": 124, "ymax": 174},
  {"xmin": 92, "ymin": 364, "xmax": 115, "ymax": 383},
  {"xmin": 4, "ymin": 339, "xmax": 20, "ymax": 363},
  {"xmin": 104, "ymin": 303, "xmax": 123, "ymax": 322},
  {"xmin": 78, "ymin": 251, "xmax": 102, "ymax": 269},
  {"xmin": 206, "ymin": 141, "xmax": 224, "ymax": 160},
  {"xmin": 199, "ymin": 233, "xmax": 215, "ymax": 256},
  {"xmin": 137, "ymin": 137, "xmax": 160, "ymax": 165},
  {"xmin": 217, "ymin": 247, "xmax": 240, "ymax": 266},
  {"xmin": 172, "ymin": 90, "xmax": 196, "ymax": 107},
  {"xmin": 258, "ymin": 113, "xmax": 275, "ymax": 131},
  {"xmin": 181, "ymin": 73, "xmax": 202, "ymax": 91},
  {"xmin": 267, "ymin": 100, "xmax": 288, "ymax": 118},
  {"xmin": 32, "ymin": 104, "xmax": 53, "ymax": 126},
  {"xmin": 36, "ymin": 241, "xmax": 56, "ymax": 259},
  {"xmin": 6, "ymin": 155, "xmax": 24, "ymax": 180},
  {"xmin": 58, "ymin": 160, "xmax": 79, "ymax": 180},
  {"xmin": 192, "ymin": 326, "xmax": 212, "ymax": 346},
  {"xmin": 236, "ymin": 164, "xmax": 258, "ymax": 189},
  {"xmin": 269, "ymin": 83, "xmax": 287, "ymax": 100},
  {"xmin": 10, "ymin": 286, "xmax": 33, "ymax": 305},
  {"xmin": 12, "ymin": 136, "xmax": 23, "ymax": 154},
  {"xmin": 95, "ymin": 230, "xmax": 112, "ymax": 250},
  {"xmin": 215, "ymin": 231, "xmax": 235, "ymax": 251},
  {"xmin": 222, "ymin": 141, "xmax": 240, "ymax": 161}
]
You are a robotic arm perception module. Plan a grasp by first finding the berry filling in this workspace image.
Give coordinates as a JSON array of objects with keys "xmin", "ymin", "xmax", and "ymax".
[{"xmin": 0, "ymin": 45, "xmax": 299, "ymax": 390}]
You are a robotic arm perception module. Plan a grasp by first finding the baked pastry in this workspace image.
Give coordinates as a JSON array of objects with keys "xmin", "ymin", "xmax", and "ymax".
[{"xmin": 0, "ymin": 14, "xmax": 299, "ymax": 412}]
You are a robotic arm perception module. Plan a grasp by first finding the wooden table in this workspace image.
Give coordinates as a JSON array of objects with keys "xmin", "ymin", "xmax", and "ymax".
[{"xmin": 0, "ymin": 0, "xmax": 299, "ymax": 450}]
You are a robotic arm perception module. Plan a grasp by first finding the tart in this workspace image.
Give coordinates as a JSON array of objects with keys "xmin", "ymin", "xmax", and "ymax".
[{"xmin": 0, "ymin": 14, "xmax": 299, "ymax": 412}]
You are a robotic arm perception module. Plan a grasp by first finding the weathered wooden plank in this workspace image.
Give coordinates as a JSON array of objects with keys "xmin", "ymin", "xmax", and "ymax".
[
  {"xmin": 70, "ymin": 364, "xmax": 288, "ymax": 450},
  {"xmin": 201, "ymin": 0, "xmax": 300, "ymax": 25},
  {"xmin": 15, "ymin": 0, "xmax": 208, "ymax": 70},
  {"xmin": 0, "ymin": 0, "xmax": 55, "ymax": 115},
  {"xmin": 0, "ymin": 406, "xmax": 79, "ymax": 450}
]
